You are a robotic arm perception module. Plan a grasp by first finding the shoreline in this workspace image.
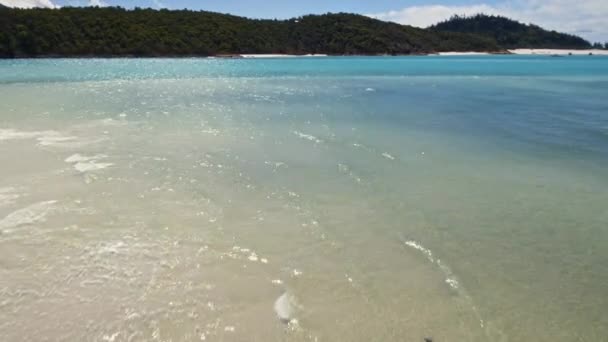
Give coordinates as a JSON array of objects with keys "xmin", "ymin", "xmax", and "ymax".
[
  {"xmin": 508, "ymin": 49, "xmax": 608, "ymax": 56},
  {"xmin": 2, "ymin": 49, "xmax": 608, "ymax": 59},
  {"xmin": 239, "ymin": 54, "xmax": 328, "ymax": 58}
]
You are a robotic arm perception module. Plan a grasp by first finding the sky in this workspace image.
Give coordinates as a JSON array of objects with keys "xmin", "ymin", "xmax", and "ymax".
[{"xmin": 1, "ymin": 0, "xmax": 606, "ymax": 43}]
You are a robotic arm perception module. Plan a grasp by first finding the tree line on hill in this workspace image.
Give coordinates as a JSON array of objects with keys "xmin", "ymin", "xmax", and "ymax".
[
  {"xmin": 431, "ymin": 14, "xmax": 599, "ymax": 50},
  {"xmin": 0, "ymin": 7, "xmax": 502, "ymax": 57},
  {"xmin": 0, "ymin": 7, "xmax": 602, "ymax": 57}
]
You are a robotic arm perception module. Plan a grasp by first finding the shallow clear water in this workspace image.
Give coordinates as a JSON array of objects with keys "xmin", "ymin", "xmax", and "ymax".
[{"xmin": 0, "ymin": 56, "xmax": 607, "ymax": 342}]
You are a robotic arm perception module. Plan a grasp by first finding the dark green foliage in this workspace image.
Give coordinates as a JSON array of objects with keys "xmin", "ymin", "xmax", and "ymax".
[
  {"xmin": 1, "ymin": 9, "xmax": 591, "ymax": 57},
  {"xmin": 431, "ymin": 14, "xmax": 591, "ymax": 49},
  {"xmin": 0, "ymin": 7, "xmax": 501, "ymax": 57}
]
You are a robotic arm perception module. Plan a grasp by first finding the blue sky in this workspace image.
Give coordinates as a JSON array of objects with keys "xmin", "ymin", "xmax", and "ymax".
[{"xmin": 1, "ymin": 0, "xmax": 606, "ymax": 42}]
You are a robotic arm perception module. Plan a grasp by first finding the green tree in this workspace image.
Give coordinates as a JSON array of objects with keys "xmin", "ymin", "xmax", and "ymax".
[
  {"xmin": 0, "ymin": 7, "xmax": 589, "ymax": 57},
  {"xmin": 431, "ymin": 14, "xmax": 591, "ymax": 49}
]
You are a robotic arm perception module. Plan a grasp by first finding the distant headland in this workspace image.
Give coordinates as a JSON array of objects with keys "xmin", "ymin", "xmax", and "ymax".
[{"xmin": 0, "ymin": 6, "xmax": 604, "ymax": 58}]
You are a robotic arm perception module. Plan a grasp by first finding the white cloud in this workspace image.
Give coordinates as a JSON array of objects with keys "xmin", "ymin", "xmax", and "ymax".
[
  {"xmin": 151, "ymin": 0, "xmax": 165, "ymax": 9},
  {"xmin": 0, "ymin": 0, "xmax": 57, "ymax": 8},
  {"xmin": 368, "ymin": 4, "xmax": 499, "ymax": 29},
  {"xmin": 88, "ymin": 0, "xmax": 107, "ymax": 6},
  {"xmin": 367, "ymin": 0, "xmax": 608, "ymax": 43}
]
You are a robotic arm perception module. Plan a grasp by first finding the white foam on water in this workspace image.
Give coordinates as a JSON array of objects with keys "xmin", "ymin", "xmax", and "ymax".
[
  {"xmin": 0, "ymin": 200, "xmax": 58, "ymax": 233},
  {"xmin": 99, "ymin": 118, "xmax": 127, "ymax": 126},
  {"xmin": 102, "ymin": 332, "xmax": 120, "ymax": 342},
  {"xmin": 37, "ymin": 134, "xmax": 78, "ymax": 147},
  {"xmin": 404, "ymin": 240, "xmax": 457, "ymax": 290},
  {"xmin": 66, "ymin": 151, "xmax": 113, "ymax": 173},
  {"xmin": 445, "ymin": 277, "xmax": 459, "ymax": 290},
  {"xmin": 437, "ymin": 259, "xmax": 460, "ymax": 290},
  {"xmin": 73, "ymin": 162, "xmax": 114, "ymax": 173},
  {"xmin": 274, "ymin": 292, "xmax": 296, "ymax": 324},
  {"xmin": 365, "ymin": 88, "xmax": 376, "ymax": 92},
  {"xmin": 65, "ymin": 153, "xmax": 108, "ymax": 163},
  {"xmin": 94, "ymin": 241, "xmax": 128, "ymax": 255},
  {"xmin": 201, "ymin": 128, "xmax": 221, "ymax": 136},
  {"xmin": 0, "ymin": 129, "xmax": 37, "ymax": 141},
  {"xmin": 403, "ymin": 238, "xmax": 487, "ymax": 330},
  {"xmin": 225, "ymin": 246, "xmax": 270, "ymax": 264},
  {"xmin": 338, "ymin": 163, "xmax": 363, "ymax": 184},
  {"xmin": 404, "ymin": 240, "xmax": 435, "ymax": 263},
  {"xmin": 0, "ymin": 128, "xmax": 57, "ymax": 142},
  {"xmin": 0, "ymin": 187, "xmax": 20, "ymax": 207},
  {"xmin": 265, "ymin": 161, "xmax": 286, "ymax": 169},
  {"xmin": 248, "ymin": 253, "xmax": 259, "ymax": 262},
  {"xmin": 66, "ymin": 153, "xmax": 114, "ymax": 173},
  {"xmin": 0, "ymin": 128, "xmax": 85, "ymax": 148},
  {"xmin": 294, "ymin": 131, "xmax": 323, "ymax": 144},
  {"xmin": 382, "ymin": 152, "xmax": 396, "ymax": 161}
]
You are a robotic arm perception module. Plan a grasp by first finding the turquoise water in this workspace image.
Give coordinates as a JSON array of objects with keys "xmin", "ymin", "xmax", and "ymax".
[
  {"xmin": 0, "ymin": 56, "xmax": 607, "ymax": 341},
  {"xmin": 2, "ymin": 56, "xmax": 608, "ymax": 81}
]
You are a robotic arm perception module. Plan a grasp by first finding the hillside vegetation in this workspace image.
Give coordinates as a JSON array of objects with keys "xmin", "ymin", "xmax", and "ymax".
[
  {"xmin": 0, "ymin": 7, "xmax": 499, "ymax": 57},
  {"xmin": 431, "ymin": 14, "xmax": 591, "ymax": 49},
  {"xmin": 0, "ymin": 8, "xmax": 594, "ymax": 57}
]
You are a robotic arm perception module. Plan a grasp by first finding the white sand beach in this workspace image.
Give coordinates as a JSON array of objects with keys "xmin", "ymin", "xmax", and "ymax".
[
  {"xmin": 434, "ymin": 49, "xmax": 608, "ymax": 56},
  {"xmin": 233, "ymin": 51, "xmax": 608, "ymax": 57},
  {"xmin": 240, "ymin": 54, "xmax": 328, "ymax": 58},
  {"xmin": 509, "ymin": 49, "xmax": 608, "ymax": 55},
  {"xmin": 436, "ymin": 52, "xmax": 491, "ymax": 56}
]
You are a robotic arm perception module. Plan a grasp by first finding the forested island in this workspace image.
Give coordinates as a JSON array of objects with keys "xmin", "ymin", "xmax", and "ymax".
[
  {"xmin": 431, "ymin": 15, "xmax": 592, "ymax": 49},
  {"xmin": 0, "ymin": 6, "xmax": 597, "ymax": 57}
]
